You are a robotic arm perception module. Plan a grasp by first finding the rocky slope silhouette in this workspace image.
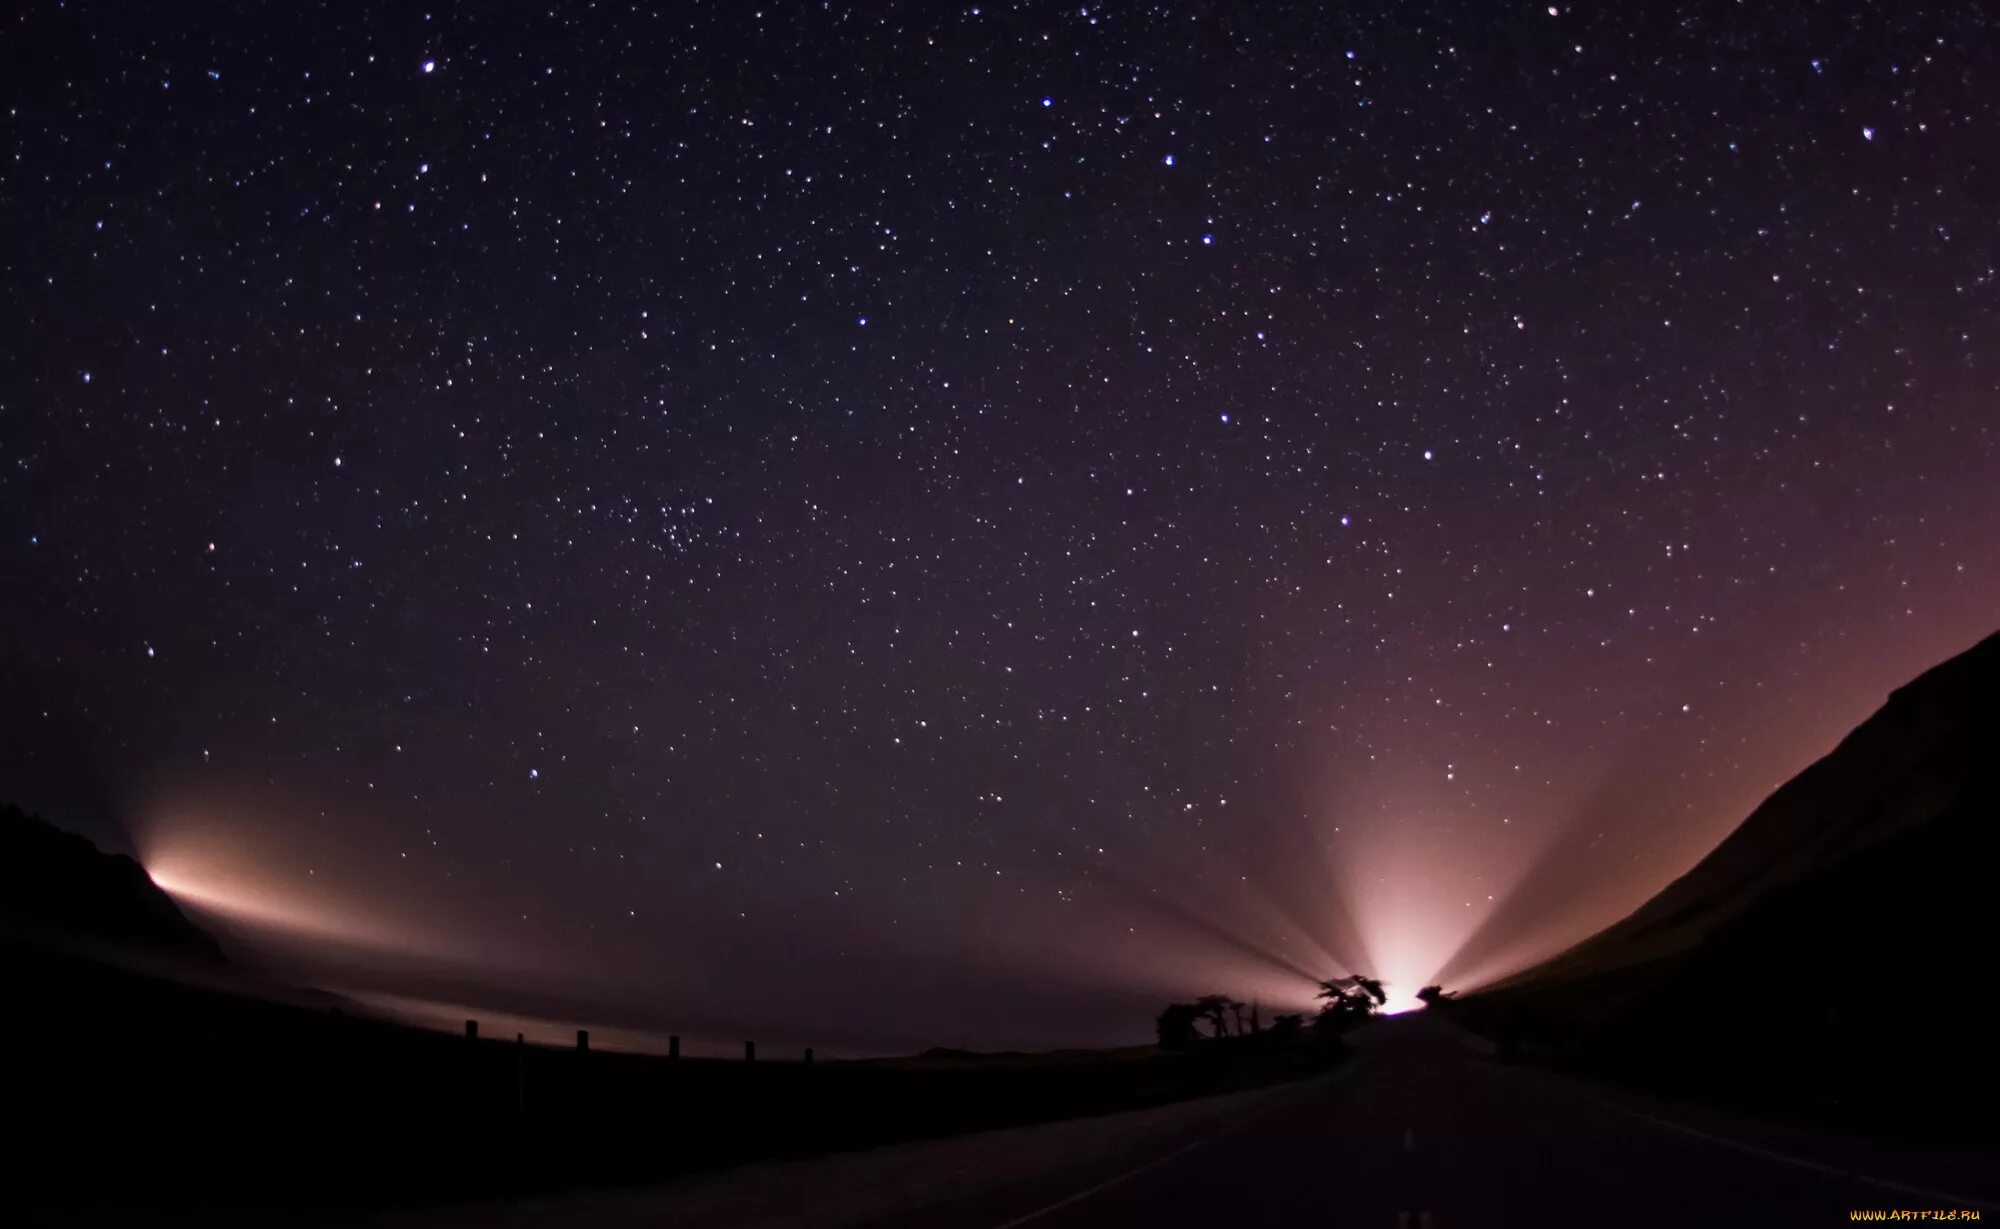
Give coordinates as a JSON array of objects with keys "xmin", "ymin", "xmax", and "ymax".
[
  {"xmin": 0, "ymin": 803, "xmax": 224, "ymax": 963},
  {"xmin": 1458, "ymin": 631, "xmax": 1999, "ymax": 1132}
]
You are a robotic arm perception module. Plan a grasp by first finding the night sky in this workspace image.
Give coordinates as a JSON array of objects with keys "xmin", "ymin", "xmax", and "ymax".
[{"xmin": 5, "ymin": 2, "xmax": 1997, "ymax": 1052}]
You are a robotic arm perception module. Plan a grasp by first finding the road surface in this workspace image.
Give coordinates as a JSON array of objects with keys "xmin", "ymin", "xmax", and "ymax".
[
  {"xmin": 872, "ymin": 1014, "xmax": 1998, "ymax": 1229},
  {"xmin": 341, "ymin": 1013, "xmax": 1996, "ymax": 1229}
]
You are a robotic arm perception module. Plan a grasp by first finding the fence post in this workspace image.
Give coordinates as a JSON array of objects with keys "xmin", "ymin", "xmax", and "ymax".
[
  {"xmin": 669, "ymin": 1034, "xmax": 680, "ymax": 1060},
  {"xmin": 799, "ymin": 1047, "xmax": 816, "ymax": 1156},
  {"xmin": 572, "ymin": 1030, "xmax": 589, "ymax": 1186},
  {"xmin": 465, "ymin": 1019, "xmax": 478, "ymax": 1039},
  {"xmin": 158, "ymin": 984, "xmax": 180, "ymax": 1199},
  {"xmin": 744, "ymin": 1040, "xmax": 756, "ymax": 1063},
  {"xmin": 328, "ymin": 1007, "xmax": 355, "ymax": 1202}
]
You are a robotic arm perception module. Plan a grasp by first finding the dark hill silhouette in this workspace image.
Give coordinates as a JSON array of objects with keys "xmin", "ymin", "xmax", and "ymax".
[
  {"xmin": 1459, "ymin": 630, "xmax": 2000, "ymax": 1134},
  {"xmin": 0, "ymin": 803, "xmax": 1348, "ymax": 1211},
  {"xmin": 0, "ymin": 802, "xmax": 224, "ymax": 963}
]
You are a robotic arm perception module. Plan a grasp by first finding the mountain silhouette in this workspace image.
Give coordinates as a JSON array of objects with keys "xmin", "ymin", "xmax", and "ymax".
[
  {"xmin": 1463, "ymin": 630, "xmax": 2000, "ymax": 1131},
  {"xmin": 0, "ymin": 803, "xmax": 224, "ymax": 964}
]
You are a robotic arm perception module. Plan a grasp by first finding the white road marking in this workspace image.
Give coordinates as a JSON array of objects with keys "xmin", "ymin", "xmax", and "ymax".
[
  {"xmin": 1586, "ymin": 1094, "xmax": 1998, "ymax": 1211},
  {"xmin": 1472, "ymin": 1038, "xmax": 1999, "ymax": 1212},
  {"xmin": 988, "ymin": 1067, "xmax": 1355, "ymax": 1228},
  {"xmin": 987, "ymin": 1136, "xmax": 1214, "ymax": 1229}
]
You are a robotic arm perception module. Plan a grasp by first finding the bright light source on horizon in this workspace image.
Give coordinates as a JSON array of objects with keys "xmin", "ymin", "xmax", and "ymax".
[
  {"xmin": 144, "ymin": 848, "xmax": 391, "ymax": 947},
  {"xmin": 1382, "ymin": 988, "xmax": 1423, "ymax": 1014},
  {"xmin": 137, "ymin": 815, "xmax": 456, "ymax": 959}
]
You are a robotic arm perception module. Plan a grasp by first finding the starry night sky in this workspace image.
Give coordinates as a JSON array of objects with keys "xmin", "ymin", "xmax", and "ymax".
[{"xmin": 4, "ymin": 1, "xmax": 1998, "ymax": 1051}]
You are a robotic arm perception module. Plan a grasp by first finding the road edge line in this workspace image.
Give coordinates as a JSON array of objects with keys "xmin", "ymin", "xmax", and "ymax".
[
  {"xmin": 1586, "ymin": 1094, "xmax": 1998, "ymax": 1211},
  {"xmin": 988, "ymin": 1063, "xmax": 1354, "ymax": 1228}
]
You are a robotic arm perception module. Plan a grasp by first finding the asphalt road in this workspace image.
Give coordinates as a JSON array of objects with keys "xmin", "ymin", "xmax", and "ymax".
[{"xmin": 877, "ymin": 1014, "xmax": 1999, "ymax": 1229}]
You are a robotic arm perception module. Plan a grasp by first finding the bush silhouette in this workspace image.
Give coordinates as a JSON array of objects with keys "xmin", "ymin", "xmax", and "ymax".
[{"xmin": 1156, "ymin": 1002, "xmax": 1203, "ymax": 1051}]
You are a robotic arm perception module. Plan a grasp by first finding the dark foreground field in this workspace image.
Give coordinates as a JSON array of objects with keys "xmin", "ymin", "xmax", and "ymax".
[
  {"xmin": 182, "ymin": 1014, "xmax": 1999, "ymax": 1229},
  {"xmin": 3, "ymin": 939, "xmax": 1343, "ymax": 1214}
]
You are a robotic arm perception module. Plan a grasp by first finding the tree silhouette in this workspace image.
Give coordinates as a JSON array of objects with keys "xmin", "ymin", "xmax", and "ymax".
[
  {"xmin": 1416, "ymin": 984, "xmax": 1455, "ymax": 1008},
  {"xmin": 1156, "ymin": 1002, "xmax": 1203, "ymax": 1051},
  {"xmin": 1315, "ymin": 975, "xmax": 1387, "ymax": 1032},
  {"xmin": 1160, "ymin": 995, "xmax": 1299, "ymax": 1047},
  {"xmin": 1192, "ymin": 994, "xmax": 1241, "ymax": 1039}
]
